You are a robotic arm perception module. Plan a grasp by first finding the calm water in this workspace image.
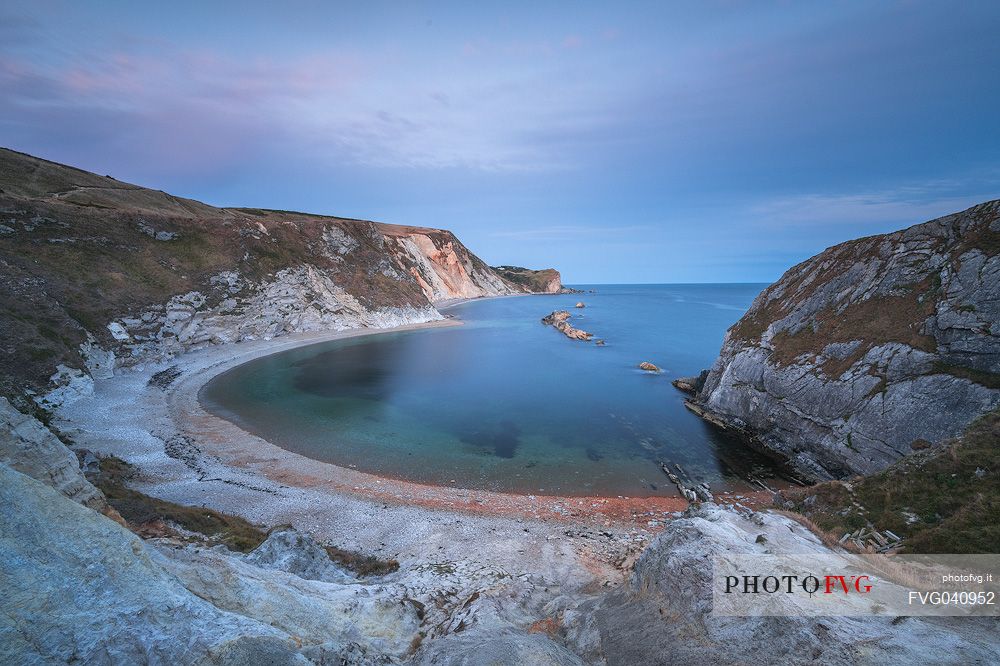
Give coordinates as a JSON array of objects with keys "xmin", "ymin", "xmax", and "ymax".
[{"xmin": 200, "ymin": 284, "xmax": 783, "ymax": 497}]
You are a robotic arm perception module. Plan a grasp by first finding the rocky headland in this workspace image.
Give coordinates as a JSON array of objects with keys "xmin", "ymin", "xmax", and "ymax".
[
  {"xmin": 686, "ymin": 201, "xmax": 1000, "ymax": 481},
  {"xmin": 493, "ymin": 265, "xmax": 576, "ymax": 294},
  {"xmin": 0, "ymin": 147, "xmax": 561, "ymax": 414}
]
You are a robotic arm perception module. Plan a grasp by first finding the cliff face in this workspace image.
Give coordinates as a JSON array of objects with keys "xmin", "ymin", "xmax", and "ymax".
[
  {"xmin": 696, "ymin": 200, "xmax": 1000, "ymax": 481},
  {"xmin": 0, "ymin": 148, "xmax": 546, "ymax": 408}
]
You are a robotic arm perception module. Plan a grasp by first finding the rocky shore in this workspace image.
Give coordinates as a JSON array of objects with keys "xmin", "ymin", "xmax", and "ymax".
[
  {"xmin": 6, "ymin": 385, "xmax": 997, "ymax": 665},
  {"xmin": 0, "ymin": 310, "xmax": 985, "ymax": 663}
]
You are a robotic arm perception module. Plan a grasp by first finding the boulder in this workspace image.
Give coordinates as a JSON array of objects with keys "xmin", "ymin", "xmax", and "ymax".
[
  {"xmin": 672, "ymin": 370, "xmax": 708, "ymax": 394},
  {"xmin": 245, "ymin": 526, "xmax": 354, "ymax": 584},
  {"xmin": 638, "ymin": 362, "xmax": 660, "ymax": 372}
]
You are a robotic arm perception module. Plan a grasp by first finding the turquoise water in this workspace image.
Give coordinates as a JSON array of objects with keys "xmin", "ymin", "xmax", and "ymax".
[{"xmin": 200, "ymin": 284, "xmax": 784, "ymax": 497}]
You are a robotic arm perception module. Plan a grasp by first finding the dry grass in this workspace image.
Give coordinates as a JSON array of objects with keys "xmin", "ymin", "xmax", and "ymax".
[
  {"xmin": 323, "ymin": 545, "xmax": 400, "ymax": 576},
  {"xmin": 781, "ymin": 408, "xmax": 1000, "ymax": 554},
  {"xmin": 771, "ymin": 509, "xmax": 864, "ymax": 552},
  {"xmin": 91, "ymin": 457, "xmax": 267, "ymax": 552},
  {"xmin": 766, "ymin": 276, "xmax": 938, "ymax": 375}
]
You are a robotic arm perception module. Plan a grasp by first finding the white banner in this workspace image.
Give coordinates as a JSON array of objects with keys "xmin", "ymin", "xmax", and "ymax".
[{"xmin": 712, "ymin": 554, "xmax": 999, "ymax": 616}]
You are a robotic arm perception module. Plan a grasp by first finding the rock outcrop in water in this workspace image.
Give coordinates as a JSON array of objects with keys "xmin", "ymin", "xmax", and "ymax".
[
  {"xmin": 691, "ymin": 201, "xmax": 1000, "ymax": 480},
  {"xmin": 542, "ymin": 310, "xmax": 593, "ymax": 341},
  {"xmin": 0, "ymin": 148, "xmax": 559, "ymax": 410},
  {"xmin": 671, "ymin": 370, "xmax": 708, "ymax": 394}
]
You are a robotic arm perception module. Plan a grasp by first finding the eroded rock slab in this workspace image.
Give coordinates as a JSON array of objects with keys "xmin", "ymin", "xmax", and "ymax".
[{"xmin": 0, "ymin": 397, "xmax": 106, "ymax": 511}]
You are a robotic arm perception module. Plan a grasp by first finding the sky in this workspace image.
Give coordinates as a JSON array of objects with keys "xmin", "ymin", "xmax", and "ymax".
[{"xmin": 2, "ymin": 1, "xmax": 999, "ymax": 283}]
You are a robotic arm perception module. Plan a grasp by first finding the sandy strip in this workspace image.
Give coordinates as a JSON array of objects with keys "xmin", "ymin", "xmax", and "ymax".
[{"xmin": 56, "ymin": 314, "xmax": 768, "ymax": 589}]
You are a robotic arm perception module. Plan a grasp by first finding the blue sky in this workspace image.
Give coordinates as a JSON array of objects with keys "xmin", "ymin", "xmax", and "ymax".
[{"xmin": 2, "ymin": 1, "xmax": 998, "ymax": 283}]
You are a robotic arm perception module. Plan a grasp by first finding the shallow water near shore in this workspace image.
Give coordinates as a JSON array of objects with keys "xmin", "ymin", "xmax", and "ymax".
[{"xmin": 200, "ymin": 284, "xmax": 785, "ymax": 497}]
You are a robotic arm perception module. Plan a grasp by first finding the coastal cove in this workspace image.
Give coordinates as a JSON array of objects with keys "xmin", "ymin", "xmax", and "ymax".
[{"xmin": 199, "ymin": 284, "xmax": 786, "ymax": 497}]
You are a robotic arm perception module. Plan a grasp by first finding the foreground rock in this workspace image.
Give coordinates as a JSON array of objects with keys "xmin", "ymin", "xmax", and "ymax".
[
  {"xmin": 0, "ymin": 465, "xmax": 296, "ymax": 664},
  {"xmin": 153, "ymin": 539, "xmax": 422, "ymax": 660},
  {"xmin": 583, "ymin": 503, "xmax": 1000, "ymax": 665},
  {"xmin": 693, "ymin": 200, "xmax": 1000, "ymax": 480},
  {"xmin": 542, "ymin": 310, "xmax": 593, "ymax": 341},
  {"xmin": 4, "ymin": 441, "xmax": 996, "ymax": 664},
  {"xmin": 0, "ymin": 397, "xmax": 106, "ymax": 511},
  {"xmin": 0, "ymin": 462, "xmax": 425, "ymax": 664}
]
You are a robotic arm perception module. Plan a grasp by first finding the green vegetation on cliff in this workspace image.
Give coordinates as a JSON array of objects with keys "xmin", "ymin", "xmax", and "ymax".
[{"xmin": 784, "ymin": 408, "xmax": 1000, "ymax": 553}]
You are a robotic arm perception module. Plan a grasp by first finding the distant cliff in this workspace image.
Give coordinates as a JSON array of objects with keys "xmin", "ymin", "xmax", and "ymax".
[
  {"xmin": 693, "ymin": 200, "xmax": 1000, "ymax": 481},
  {"xmin": 491, "ymin": 265, "xmax": 566, "ymax": 293},
  {"xmin": 0, "ymin": 148, "xmax": 554, "ymax": 409}
]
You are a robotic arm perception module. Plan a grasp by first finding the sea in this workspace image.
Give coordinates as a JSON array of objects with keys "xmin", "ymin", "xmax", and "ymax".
[{"xmin": 199, "ymin": 284, "xmax": 785, "ymax": 497}]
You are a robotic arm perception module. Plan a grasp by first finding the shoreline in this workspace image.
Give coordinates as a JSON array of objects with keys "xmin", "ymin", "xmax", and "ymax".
[{"xmin": 54, "ymin": 304, "xmax": 769, "ymax": 585}]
